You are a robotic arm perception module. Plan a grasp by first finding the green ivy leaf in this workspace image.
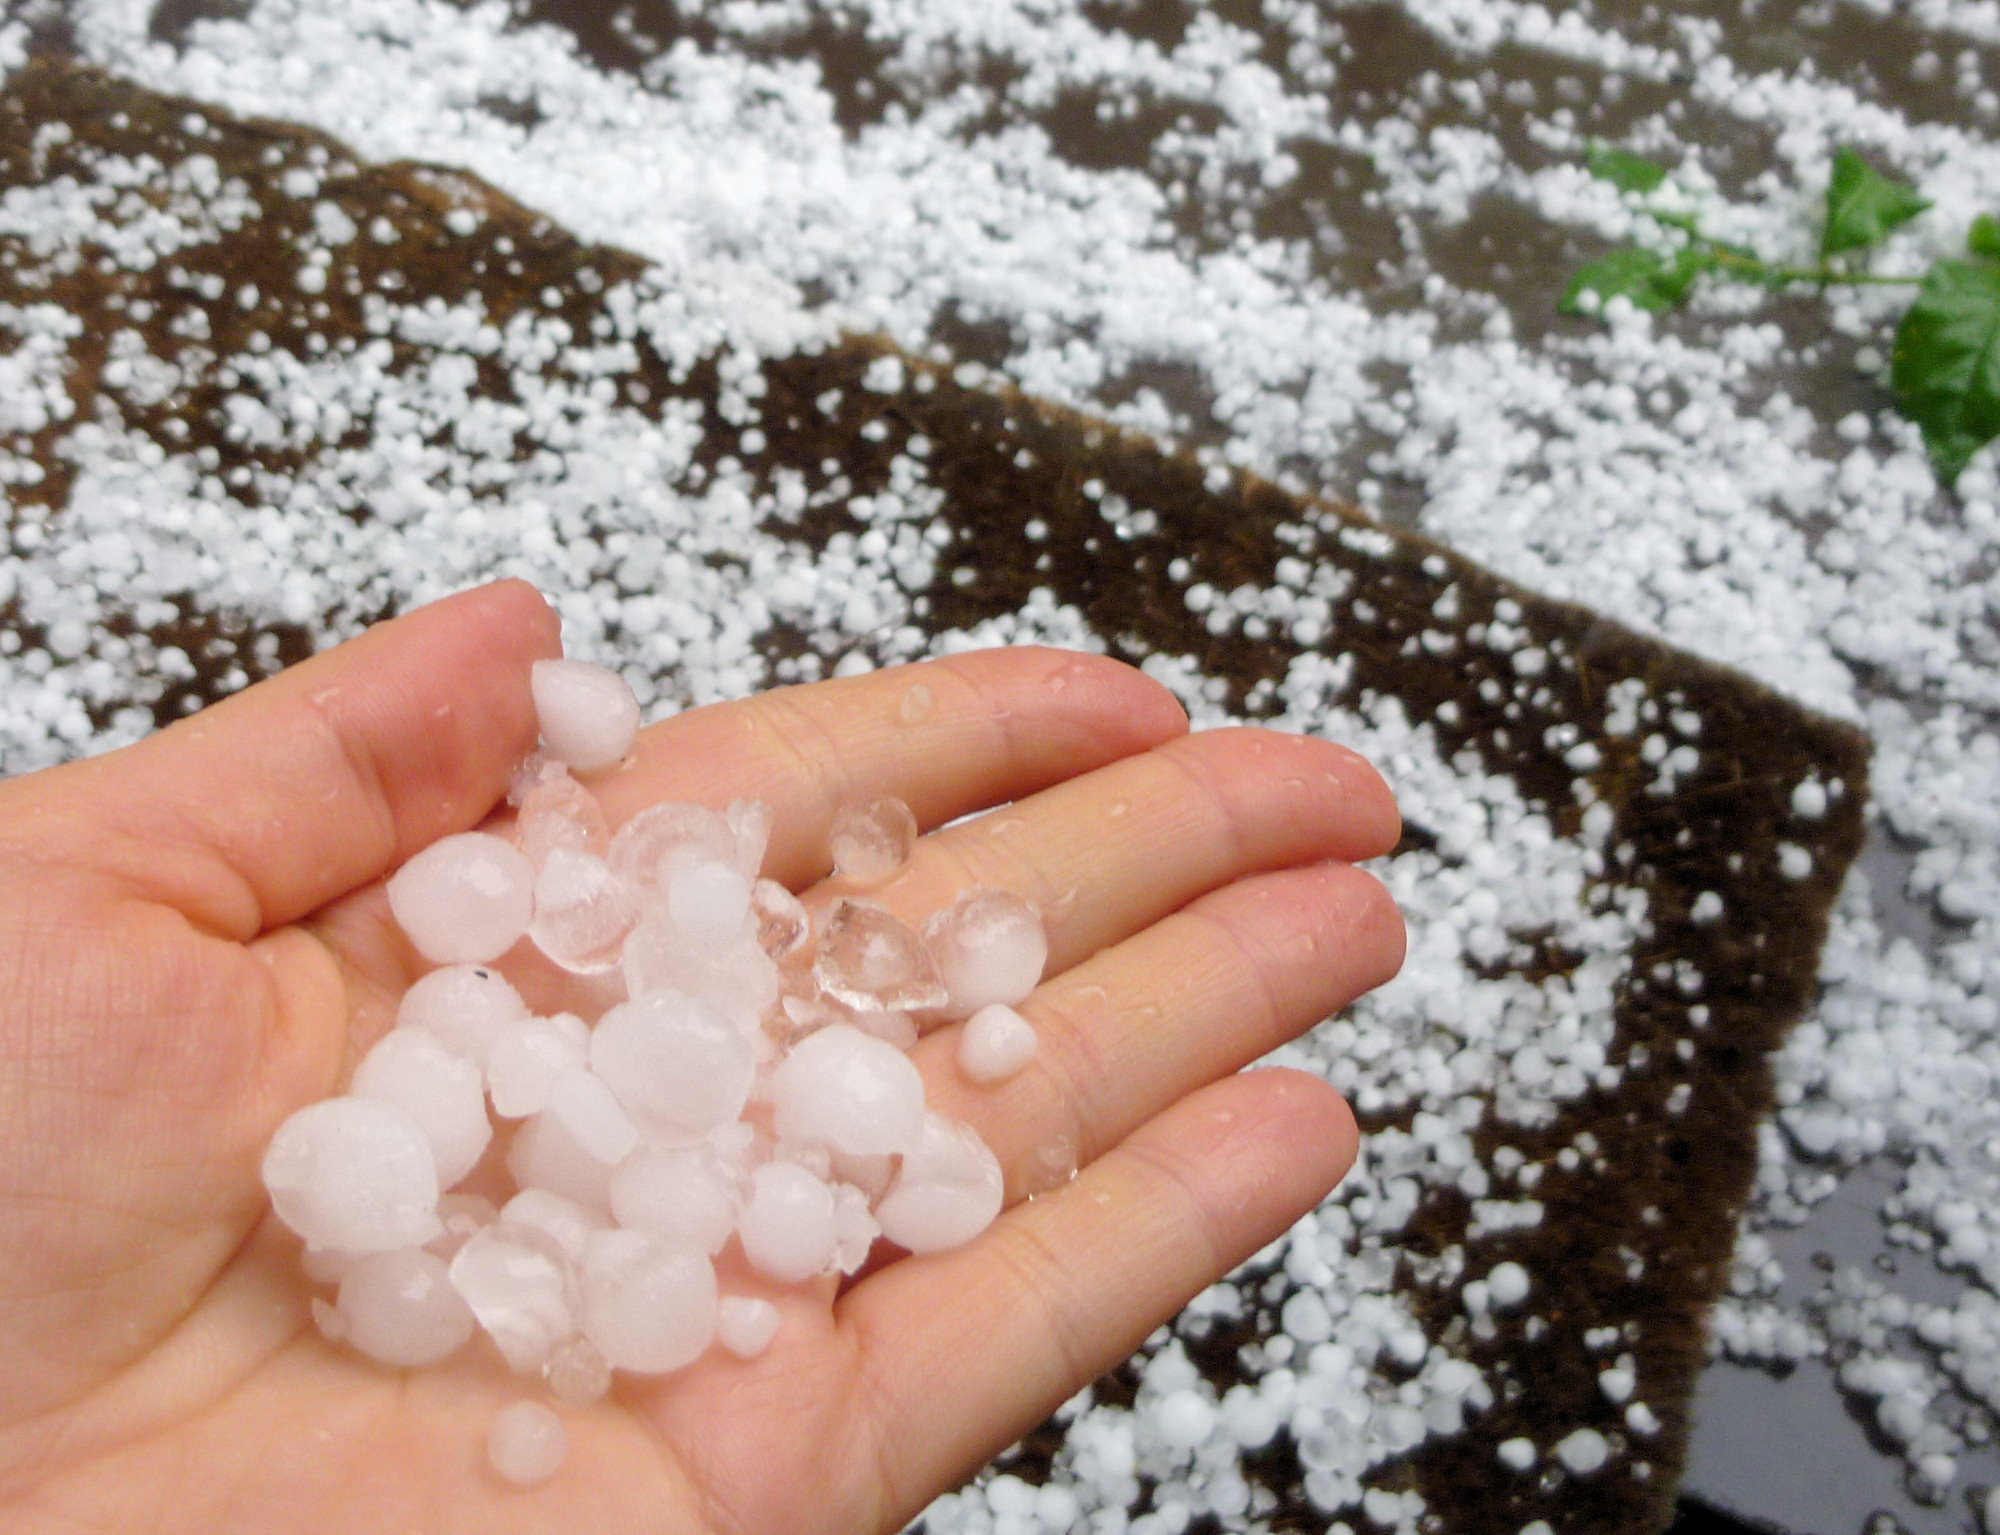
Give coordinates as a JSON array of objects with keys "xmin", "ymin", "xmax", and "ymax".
[
  {"xmin": 1560, "ymin": 246, "xmax": 1709, "ymax": 316},
  {"xmin": 1586, "ymin": 145, "xmax": 1668, "ymax": 195},
  {"xmin": 1970, "ymin": 213, "xmax": 2000, "ymax": 260},
  {"xmin": 1891, "ymin": 257, "xmax": 2000, "ymax": 484},
  {"xmin": 1822, "ymin": 146, "xmax": 1931, "ymax": 258}
]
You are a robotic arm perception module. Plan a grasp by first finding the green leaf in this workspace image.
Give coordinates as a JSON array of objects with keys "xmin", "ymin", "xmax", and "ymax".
[
  {"xmin": 1560, "ymin": 246, "xmax": 1709, "ymax": 316},
  {"xmin": 1970, "ymin": 213, "xmax": 2000, "ymax": 260},
  {"xmin": 1822, "ymin": 146, "xmax": 1930, "ymax": 258},
  {"xmin": 1586, "ymin": 145, "xmax": 1668, "ymax": 195},
  {"xmin": 1891, "ymin": 257, "xmax": 2000, "ymax": 484}
]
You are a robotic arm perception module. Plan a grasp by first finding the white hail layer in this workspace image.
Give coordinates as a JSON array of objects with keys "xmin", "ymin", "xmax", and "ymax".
[{"xmin": 7, "ymin": 0, "xmax": 2000, "ymax": 1518}]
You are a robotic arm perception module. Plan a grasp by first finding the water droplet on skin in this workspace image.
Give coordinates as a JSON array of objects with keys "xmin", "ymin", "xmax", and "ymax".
[
  {"xmin": 899, "ymin": 683, "xmax": 935, "ymax": 725},
  {"xmin": 1107, "ymin": 802, "xmax": 1128, "ymax": 819},
  {"xmin": 1016, "ymin": 1134, "xmax": 1079, "ymax": 1198}
]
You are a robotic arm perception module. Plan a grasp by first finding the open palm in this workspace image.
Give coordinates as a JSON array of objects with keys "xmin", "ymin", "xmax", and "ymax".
[{"xmin": 0, "ymin": 582, "xmax": 1403, "ymax": 1534}]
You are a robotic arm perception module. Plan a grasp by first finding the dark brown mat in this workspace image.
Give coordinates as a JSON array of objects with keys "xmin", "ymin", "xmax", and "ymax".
[{"xmin": 0, "ymin": 57, "xmax": 1869, "ymax": 1534}]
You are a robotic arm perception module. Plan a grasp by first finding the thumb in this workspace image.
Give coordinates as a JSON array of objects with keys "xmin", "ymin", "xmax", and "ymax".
[{"xmin": 0, "ymin": 581, "xmax": 563, "ymax": 938}]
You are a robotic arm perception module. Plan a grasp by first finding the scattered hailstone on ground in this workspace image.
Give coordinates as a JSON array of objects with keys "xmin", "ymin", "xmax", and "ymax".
[{"xmin": 258, "ymin": 707, "xmax": 1043, "ymax": 1486}]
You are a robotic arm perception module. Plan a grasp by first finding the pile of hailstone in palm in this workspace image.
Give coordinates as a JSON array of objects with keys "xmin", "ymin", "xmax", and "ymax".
[{"xmin": 261, "ymin": 655, "xmax": 1047, "ymax": 1485}]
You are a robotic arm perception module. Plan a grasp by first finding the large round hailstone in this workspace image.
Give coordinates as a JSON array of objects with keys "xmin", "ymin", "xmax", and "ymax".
[
  {"xmin": 609, "ymin": 1145, "xmax": 741, "ymax": 1254},
  {"xmin": 349, "ymin": 1028, "xmax": 492, "ymax": 1188},
  {"xmin": 506, "ymin": 1109, "xmax": 616, "ymax": 1212},
  {"xmin": 769, "ymin": 1023, "xmax": 925, "ymax": 1157},
  {"xmin": 622, "ymin": 906, "xmax": 779, "ymax": 1034},
  {"xmin": 666, "ymin": 858, "xmax": 753, "ymax": 948},
  {"xmin": 579, "ymin": 1228, "xmax": 718, "ymax": 1373},
  {"xmin": 531, "ymin": 658, "xmax": 641, "ymax": 772},
  {"xmin": 486, "ymin": 1013, "xmax": 590, "ymax": 1119},
  {"xmin": 387, "ymin": 833, "xmax": 534, "ymax": 965},
  {"xmin": 529, "ymin": 849, "xmax": 642, "ymax": 973},
  {"xmin": 875, "ymin": 1113, "xmax": 1005, "ymax": 1254},
  {"xmin": 737, "ymin": 1162, "xmax": 838, "ymax": 1283},
  {"xmin": 396, "ymin": 964, "xmax": 527, "ymax": 1071},
  {"xmin": 923, "ymin": 889, "xmax": 1047, "ymax": 1017},
  {"xmin": 447, "ymin": 1221, "xmax": 578, "ymax": 1374},
  {"xmin": 590, "ymin": 992, "xmax": 756, "ymax": 1132},
  {"xmin": 262, "ymin": 1097, "xmax": 443, "ymax": 1253},
  {"xmin": 333, "ymin": 1247, "xmax": 476, "ymax": 1367},
  {"xmin": 546, "ymin": 1067, "xmax": 640, "ymax": 1167},
  {"xmin": 500, "ymin": 1188, "xmax": 607, "ymax": 1263}
]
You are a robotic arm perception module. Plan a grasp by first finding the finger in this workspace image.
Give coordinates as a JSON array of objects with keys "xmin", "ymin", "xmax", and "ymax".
[
  {"xmin": 586, "ymin": 648, "xmax": 1190, "ymax": 890},
  {"xmin": 0, "ymin": 581, "xmax": 560, "ymax": 938},
  {"xmin": 842, "ymin": 1067, "xmax": 1357, "ymax": 1524},
  {"xmin": 851, "ymin": 726, "xmax": 1399, "ymax": 973},
  {"xmin": 918, "ymin": 860, "xmax": 1403, "ymax": 1199}
]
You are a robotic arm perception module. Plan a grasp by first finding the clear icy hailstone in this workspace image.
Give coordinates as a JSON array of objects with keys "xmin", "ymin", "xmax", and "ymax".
[
  {"xmin": 769, "ymin": 1023, "xmax": 926, "ymax": 1158},
  {"xmin": 621, "ymin": 905, "xmax": 779, "ymax": 1034},
  {"xmin": 332, "ymin": 1247, "xmax": 477, "ymax": 1368},
  {"xmin": 508, "ymin": 748, "xmax": 562, "ymax": 807},
  {"xmin": 530, "ymin": 849, "xmax": 642, "ymax": 974},
  {"xmin": 501, "ymin": 1188, "xmax": 608, "ymax": 1263},
  {"xmin": 387, "ymin": 833, "xmax": 535, "ymax": 965},
  {"xmin": 738, "ymin": 1161, "xmax": 839, "ymax": 1283},
  {"xmin": 579, "ymin": 1228, "xmax": 718, "ymax": 1374},
  {"xmin": 828, "ymin": 796, "xmax": 919, "ymax": 886},
  {"xmin": 610, "ymin": 1144, "xmax": 741, "ymax": 1254},
  {"xmin": 487, "ymin": 1400, "xmax": 568, "ymax": 1487},
  {"xmin": 875, "ymin": 1112, "xmax": 1005, "ymax": 1255},
  {"xmin": 507, "ymin": 1110, "xmax": 616, "ymax": 1212},
  {"xmin": 957, "ymin": 1003, "xmax": 1039, "ymax": 1085},
  {"xmin": 396, "ymin": 964, "xmax": 528, "ymax": 1072},
  {"xmin": 486, "ymin": 1013, "xmax": 590, "ymax": 1119},
  {"xmin": 448, "ymin": 1221, "xmax": 578, "ymax": 1374},
  {"xmin": 813, "ymin": 899, "xmax": 948, "ymax": 1014},
  {"xmin": 923, "ymin": 890, "xmax": 1048, "ymax": 1018},
  {"xmin": 515, "ymin": 767, "xmax": 609, "ymax": 868},
  {"xmin": 716, "ymin": 1296, "xmax": 780, "ymax": 1359},
  {"xmin": 546, "ymin": 1067, "xmax": 640, "ymax": 1166},
  {"xmin": 591, "ymin": 991, "xmax": 757, "ymax": 1133},
  {"xmin": 608, "ymin": 801, "xmax": 737, "ymax": 892},
  {"xmin": 752, "ymin": 879, "xmax": 812, "ymax": 966},
  {"xmin": 726, "ymin": 799, "xmax": 773, "ymax": 881},
  {"xmin": 263, "ymin": 1097, "xmax": 443, "ymax": 1253},
  {"xmin": 349, "ymin": 1028, "xmax": 492, "ymax": 1188},
  {"xmin": 531, "ymin": 657, "xmax": 641, "ymax": 773},
  {"xmin": 543, "ymin": 1335, "xmax": 613, "ymax": 1406}
]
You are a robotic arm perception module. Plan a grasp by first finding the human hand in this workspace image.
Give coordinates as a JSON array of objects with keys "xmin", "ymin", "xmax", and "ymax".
[{"xmin": 0, "ymin": 580, "xmax": 1403, "ymax": 1534}]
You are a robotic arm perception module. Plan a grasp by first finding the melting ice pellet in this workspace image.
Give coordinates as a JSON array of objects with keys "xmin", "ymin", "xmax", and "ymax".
[
  {"xmin": 487, "ymin": 1400, "xmax": 568, "ymax": 1486},
  {"xmin": 957, "ymin": 1002, "xmax": 1039, "ymax": 1084},
  {"xmin": 828, "ymin": 795, "xmax": 918, "ymax": 885},
  {"xmin": 717, "ymin": 1295, "xmax": 781, "ymax": 1359},
  {"xmin": 530, "ymin": 658, "xmax": 640, "ymax": 772}
]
